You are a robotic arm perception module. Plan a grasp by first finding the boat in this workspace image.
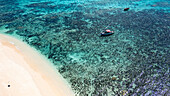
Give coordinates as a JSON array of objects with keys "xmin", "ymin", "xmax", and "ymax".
[
  {"xmin": 124, "ymin": 8, "xmax": 129, "ymax": 11},
  {"xmin": 100, "ymin": 31, "xmax": 114, "ymax": 36}
]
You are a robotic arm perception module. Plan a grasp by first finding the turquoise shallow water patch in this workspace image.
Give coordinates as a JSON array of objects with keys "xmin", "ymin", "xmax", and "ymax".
[
  {"xmin": 132, "ymin": 0, "xmax": 170, "ymax": 12},
  {"xmin": 68, "ymin": 52, "xmax": 86, "ymax": 62}
]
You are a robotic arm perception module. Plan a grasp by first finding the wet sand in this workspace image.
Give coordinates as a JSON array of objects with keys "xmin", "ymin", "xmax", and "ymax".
[{"xmin": 0, "ymin": 34, "xmax": 75, "ymax": 96}]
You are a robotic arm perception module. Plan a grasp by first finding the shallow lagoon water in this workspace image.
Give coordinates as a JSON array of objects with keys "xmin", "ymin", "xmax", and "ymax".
[{"xmin": 0, "ymin": 0, "xmax": 170, "ymax": 95}]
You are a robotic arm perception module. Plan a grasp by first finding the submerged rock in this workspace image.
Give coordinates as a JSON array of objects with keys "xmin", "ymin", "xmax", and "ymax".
[{"xmin": 27, "ymin": 36, "xmax": 39, "ymax": 44}]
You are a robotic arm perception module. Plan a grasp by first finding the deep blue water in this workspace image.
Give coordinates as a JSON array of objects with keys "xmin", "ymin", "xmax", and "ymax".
[{"xmin": 0, "ymin": 0, "xmax": 170, "ymax": 96}]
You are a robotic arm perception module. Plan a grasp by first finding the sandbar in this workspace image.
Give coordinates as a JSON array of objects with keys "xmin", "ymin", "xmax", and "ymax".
[{"xmin": 0, "ymin": 34, "xmax": 75, "ymax": 96}]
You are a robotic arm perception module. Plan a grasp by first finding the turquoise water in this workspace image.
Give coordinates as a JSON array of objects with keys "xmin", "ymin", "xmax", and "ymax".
[{"xmin": 0, "ymin": 0, "xmax": 169, "ymax": 95}]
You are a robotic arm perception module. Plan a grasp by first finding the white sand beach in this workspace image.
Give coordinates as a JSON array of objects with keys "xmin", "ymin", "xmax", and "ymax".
[{"xmin": 0, "ymin": 34, "xmax": 75, "ymax": 96}]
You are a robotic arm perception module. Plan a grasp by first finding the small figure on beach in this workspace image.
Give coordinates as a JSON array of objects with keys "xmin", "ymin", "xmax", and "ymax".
[
  {"xmin": 100, "ymin": 29, "xmax": 114, "ymax": 36},
  {"xmin": 8, "ymin": 81, "xmax": 10, "ymax": 87}
]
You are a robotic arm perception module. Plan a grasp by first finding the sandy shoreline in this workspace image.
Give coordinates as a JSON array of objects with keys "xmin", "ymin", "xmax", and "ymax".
[{"xmin": 0, "ymin": 34, "xmax": 75, "ymax": 96}]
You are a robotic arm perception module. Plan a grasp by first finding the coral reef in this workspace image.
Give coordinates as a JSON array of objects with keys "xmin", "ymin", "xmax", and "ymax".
[{"xmin": 0, "ymin": 0, "xmax": 169, "ymax": 96}]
